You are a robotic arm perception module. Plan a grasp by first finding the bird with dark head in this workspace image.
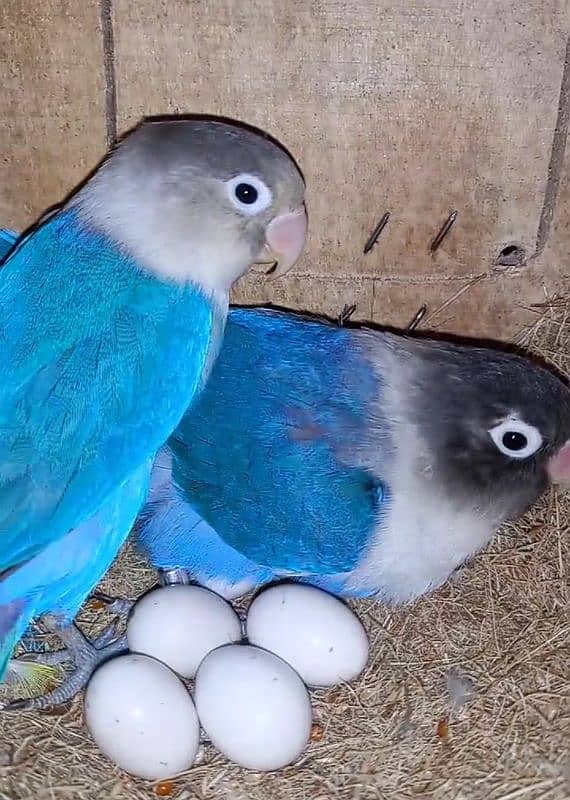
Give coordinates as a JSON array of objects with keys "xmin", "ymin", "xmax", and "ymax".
[
  {"xmin": 131, "ymin": 307, "xmax": 570, "ymax": 603},
  {"xmin": 393, "ymin": 336, "xmax": 570, "ymax": 519}
]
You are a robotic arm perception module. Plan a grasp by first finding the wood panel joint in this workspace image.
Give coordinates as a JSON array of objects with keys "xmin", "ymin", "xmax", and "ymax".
[
  {"xmin": 99, "ymin": 0, "xmax": 118, "ymax": 148},
  {"xmin": 533, "ymin": 34, "xmax": 570, "ymax": 259}
]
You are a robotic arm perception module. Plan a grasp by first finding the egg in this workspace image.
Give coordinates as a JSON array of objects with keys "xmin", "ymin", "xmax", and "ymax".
[
  {"xmin": 84, "ymin": 654, "xmax": 199, "ymax": 780},
  {"xmin": 127, "ymin": 584, "xmax": 242, "ymax": 678},
  {"xmin": 195, "ymin": 644, "xmax": 312, "ymax": 771},
  {"xmin": 246, "ymin": 583, "xmax": 369, "ymax": 687}
]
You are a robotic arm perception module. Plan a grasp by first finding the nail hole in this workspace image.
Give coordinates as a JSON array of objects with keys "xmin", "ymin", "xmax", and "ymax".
[{"xmin": 495, "ymin": 244, "xmax": 527, "ymax": 268}]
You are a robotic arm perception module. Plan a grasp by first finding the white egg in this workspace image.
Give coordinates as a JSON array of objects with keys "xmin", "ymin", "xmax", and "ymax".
[
  {"xmin": 84, "ymin": 654, "xmax": 199, "ymax": 780},
  {"xmin": 127, "ymin": 584, "xmax": 242, "ymax": 678},
  {"xmin": 246, "ymin": 583, "xmax": 369, "ymax": 687},
  {"xmin": 195, "ymin": 644, "xmax": 312, "ymax": 771}
]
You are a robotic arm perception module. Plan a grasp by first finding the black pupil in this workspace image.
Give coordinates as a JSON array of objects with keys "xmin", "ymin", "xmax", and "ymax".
[
  {"xmin": 235, "ymin": 183, "xmax": 258, "ymax": 205},
  {"xmin": 502, "ymin": 431, "xmax": 528, "ymax": 451}
]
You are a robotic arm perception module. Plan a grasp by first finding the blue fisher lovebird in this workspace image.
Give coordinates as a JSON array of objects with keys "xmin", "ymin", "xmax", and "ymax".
[
  {"xmin": 0, "ymin": 118, "xmax": 307, "ymax": 709},
  {"xmin": 134, "ymin": 306, "xmax": 570, "ymax": 601}
]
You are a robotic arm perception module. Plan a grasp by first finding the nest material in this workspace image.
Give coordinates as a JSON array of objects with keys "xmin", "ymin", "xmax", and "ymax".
[{"xmin": 0, "ymin": 298, "xmax": 568, "ymax": 800}]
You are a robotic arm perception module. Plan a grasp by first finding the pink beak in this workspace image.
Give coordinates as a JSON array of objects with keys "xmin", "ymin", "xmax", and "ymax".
[
  {"xmin": 547, "ymin": 439, "xmax": 570, "ymax": 487},
  {"xmin": 261, "ymin": 205, "xmax": 308, "ymax": 277}
]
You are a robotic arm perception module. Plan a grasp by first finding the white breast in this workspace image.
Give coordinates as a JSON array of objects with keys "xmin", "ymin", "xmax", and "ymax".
[
  {"xmin": 345, "ymin": 335, "xmax": 501, "ymax": 603},
  {"xmin": 347, "ymin": 472, "xmax": 497, "ymax": 603}
]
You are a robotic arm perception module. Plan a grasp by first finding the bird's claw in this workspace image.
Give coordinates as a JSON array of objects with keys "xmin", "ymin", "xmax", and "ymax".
[
  {"xmin": 2, "ymin": 622, "xmax": 128, "ymax": 712},
  {"xmin": 20, "ymin": 619, "xmax": 122, "ymax": 666},
  {"xmin": 0, "ymin": 697, "xmax": 28, "ymax": 712},
  {"xmin": 89, "ymin": 591, "xmax": 135, "ymax": 618}
]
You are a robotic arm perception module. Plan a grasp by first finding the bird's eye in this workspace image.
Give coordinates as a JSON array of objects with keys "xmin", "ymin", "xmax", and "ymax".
[
  {"xmin": 225, "ymin": 173, "xmax": 272, "ymax": 216},
  {"xmin": 235, "ymin": 183, "xmax": 258, "ymax": 204},
  {"xmin": 488, "ymin": 416, "xmax": 543, "ymax": 459}
]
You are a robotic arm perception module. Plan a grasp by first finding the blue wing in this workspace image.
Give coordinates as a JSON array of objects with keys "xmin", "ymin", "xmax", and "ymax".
[
  {"xmin": 137, "ymin": 447, "xmax": 274, "ymax": 595},
  {"xmin": 167, "ymin": 308, "xmax": 389, "ymax": 574},
  {"xmin": 0, "ymin": 461, "xmax": 152, "ymax": 677},
  {"xmin": 0, "ymin": 210, "xmax": 217, "ymax": 572}
]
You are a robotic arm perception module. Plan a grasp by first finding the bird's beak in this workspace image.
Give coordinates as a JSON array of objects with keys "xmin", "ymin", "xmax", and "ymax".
[
  {"xmin": 547, "ymin": 439, "xmax": 570, "ymax": 487},
  {"xmin": 258, "ymin": 205, "xmax": 308, "ymax": 278}
]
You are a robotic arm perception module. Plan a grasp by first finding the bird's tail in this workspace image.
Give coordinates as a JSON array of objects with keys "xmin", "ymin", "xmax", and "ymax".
[
  {"xmin": 0, "ymin": 600, "xmax": 58, "ymax": 699},
  {"xmin": 2, "ymin": 659, "xmax": 60, "ymax": 700},
  {"xmin": 0, "ymin": 599, "xmax": 35, "ymax": 680}
]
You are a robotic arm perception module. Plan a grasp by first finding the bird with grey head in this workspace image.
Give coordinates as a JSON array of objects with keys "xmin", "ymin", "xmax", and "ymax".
[
  {"xmin": 0, "ymin": 116, "xmax": 307, "ymax": 711},
  {"xmin": 77, "ymin": 118, "xmax": 308, "ymax": 294}
]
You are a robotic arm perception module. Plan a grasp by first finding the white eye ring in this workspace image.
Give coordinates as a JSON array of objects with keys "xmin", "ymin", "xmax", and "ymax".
[
  {"xmin": 225, "ymin": 173, "xmax": 272, "ymax": 216},
  {"xmin": 488, "ymin": 416, "xmax": 543, "ymax": 459}
]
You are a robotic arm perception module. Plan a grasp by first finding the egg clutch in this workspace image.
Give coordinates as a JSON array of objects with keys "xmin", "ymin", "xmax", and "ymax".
[{"xmin": 84, "ymin": 582, "xmax": 370, "ymax": 779}]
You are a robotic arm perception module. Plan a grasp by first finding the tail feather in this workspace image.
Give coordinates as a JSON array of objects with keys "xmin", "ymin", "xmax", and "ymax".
[
  {"xmin": 0, "ymin": 598, "xmax": 34, "ymax": 681},
  {"xmin": 1, "ymin": 659, "xmax": 60, "ymax": 699},
  {"xmin": 0, "ymin": 599, "xmax": 61, "ymax": 699}
]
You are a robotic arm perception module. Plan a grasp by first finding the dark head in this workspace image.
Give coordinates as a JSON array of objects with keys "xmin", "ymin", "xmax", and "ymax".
[
  {"xmin": 403, "ymin": 337, "xmax": 570, "ymax": 518},
  {"xmin": 75, "ymin": 118, "xmax": 307, "ymax": 292}
]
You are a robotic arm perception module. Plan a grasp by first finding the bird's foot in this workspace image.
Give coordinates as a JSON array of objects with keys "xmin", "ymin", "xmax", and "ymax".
[
  {"xmin": 88, "ymin": 590, "xmax": 135, "ymax": 618},
  {"xmin": 1, "ymin": 619, "xmax": 128, "ymax": 711},
  {"xmin": 157, "ymin": 567, "xmax": 192, "ymax": 586}
]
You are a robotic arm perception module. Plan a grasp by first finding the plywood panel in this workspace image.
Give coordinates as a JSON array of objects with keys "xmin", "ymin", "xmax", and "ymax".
[
  {"xmin": 112, "ymin": 0, "xmax": 569, "ymax": 304},
  {"xmin": 371, "ymin": 135, "xmax": 570, "ymax": 339},
  {"xmin": 371, "ymin": 59, "xmax": 570, "ymax": 344},
  {"xmin": 0, "ymin": 0, "xmax": 107, "ymax": 229},
  {"xmin": 371, "ymin": 274, "xmax": 570, "ymax": 339},
  {"xmin": 232, "ymin": 268, "xmax": 570, "ymax": 341},
  {"xmin": 232, "ymin": 273, "xmax": 375, "ymax": 323},
  {"xmin": 540, "ymin": 91, "xmax": 570, "ymax": 274}
]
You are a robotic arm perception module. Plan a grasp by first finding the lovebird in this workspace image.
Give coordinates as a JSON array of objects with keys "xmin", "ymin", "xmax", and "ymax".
[
  {"xmin": 133, "ymin": 306, "xmax": 570, "ymax": 602},
  {"xmin": 0, "ymin": 118, "xmax": 307, "ymax": 710}
]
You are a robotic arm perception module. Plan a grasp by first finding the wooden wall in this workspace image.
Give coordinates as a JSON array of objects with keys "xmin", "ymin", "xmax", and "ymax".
[{"xmin": 1, "ymin": 1, "xmax": 569, "ymax": 338}]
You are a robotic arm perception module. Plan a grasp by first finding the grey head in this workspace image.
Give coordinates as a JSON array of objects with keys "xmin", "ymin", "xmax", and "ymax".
[
  {"xmin": 73, "ymin": 118, "xmax": 307, "ymax": 295},
  {"xmin": 393, "ymin": 335, "xmax": 570, "ymax": 520}
]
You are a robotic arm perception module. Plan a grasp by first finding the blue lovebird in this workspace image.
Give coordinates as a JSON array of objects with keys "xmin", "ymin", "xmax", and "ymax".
[
  {"xmin": 133, "ymin": 306, "xmax": 570, "ymax": 602},
  {"xmin": 0, "ymin": 119, "xmax": 307, "ymax": 710}
]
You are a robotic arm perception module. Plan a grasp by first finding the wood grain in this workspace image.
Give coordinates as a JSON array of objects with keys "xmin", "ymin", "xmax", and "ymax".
[
  {"xmin": 0, "ymin": 0, "xmax": 108, "ymax": 229},
  {"xmin": 232, "ymin": 272, "xmax": 375, "ymax": 323},
  {"xmin": 1, "ymin": 1, "xmax": 569, "ymax": 336},
  {"xmin": 112, "ymin": 6, "xmax": 566, "ymax": 247}
]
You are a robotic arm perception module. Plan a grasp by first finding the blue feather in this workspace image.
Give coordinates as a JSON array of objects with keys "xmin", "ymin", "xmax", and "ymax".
[
  {"xmin": 0, "ymin": 462, "xmax": 151, "ymax": 678},
  {"xmin": 144, "ymin": 308, "xmax": 389, "ymax": 581},
  {"xmin": 139, "ymin": 451, "xmax": 274, "ymax": 594},
  {"xmin": 0, "ymin": 209, "xmax": 217, "ymax": 570},
  {"xmin": 0, "ymin": 229, "xmax": 18, "ymax": 261},
  {"xmin": 0, "ymin": 210, "xmax": 221, "ymax": 676}
]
